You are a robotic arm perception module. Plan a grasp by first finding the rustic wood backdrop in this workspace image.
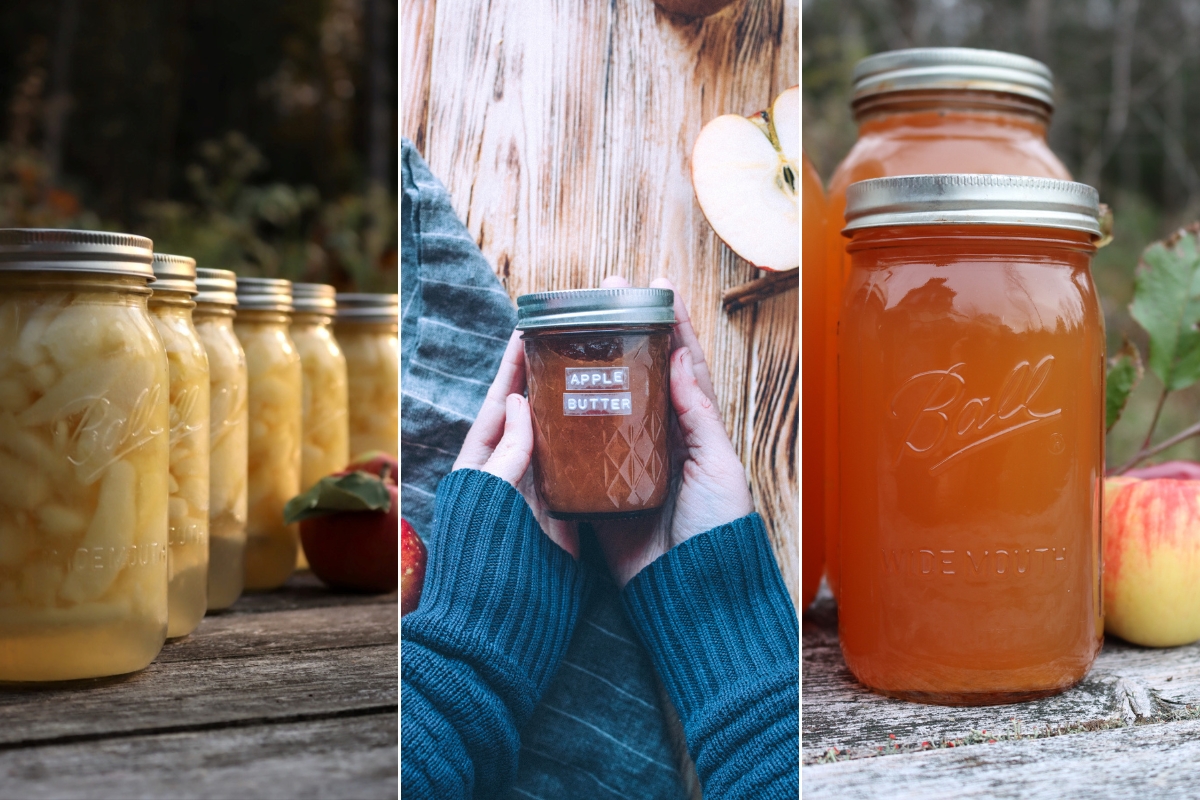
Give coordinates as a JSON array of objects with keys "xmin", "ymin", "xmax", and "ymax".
[{"xmin": 402, "ymin": 0, "xmax": 800, "ymax": 604}]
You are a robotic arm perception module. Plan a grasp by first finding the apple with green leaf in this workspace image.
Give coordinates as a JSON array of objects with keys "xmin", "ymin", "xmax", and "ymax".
[{"xmin": 690, "ymin": 85, "xmax": 798, "ymax": 272}]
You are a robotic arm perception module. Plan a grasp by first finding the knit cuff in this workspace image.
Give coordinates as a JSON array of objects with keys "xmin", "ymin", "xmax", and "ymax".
[
  {"xmin": 621, "ymin": 513, "xmax": 799, "ymax": 721},
  {"xmin": 401, "ymin": 468, "xmax": 586, "ymax": 724}
]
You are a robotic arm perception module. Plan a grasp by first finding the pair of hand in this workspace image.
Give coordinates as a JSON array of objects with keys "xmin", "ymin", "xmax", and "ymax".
[{"xmin": 453, "ymin": 276, "xmax": 753, "ymax": 587}]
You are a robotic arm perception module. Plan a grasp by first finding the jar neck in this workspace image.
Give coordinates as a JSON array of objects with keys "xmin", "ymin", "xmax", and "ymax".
[
  {"xmin": 0, "ymin": 270, "xmax": 152, "ymax": 296},
  {"xmin": 336, "ymin": 320, "xmax": 397, "ymax": 336},
  {"xmin": 521, "ymin": 324, "xmax": 674, "ymax": 338},
  {"xmin": 193, "ymin": 301, "xmax": 236, "ymax": 321},
  {"xmin": 292, "ymin": 311, "xmax": 334, "ymax": 328},
  {"xmin": 236, "ymin": 309, "xmax": 292, "ymax": 326},
  {"xmin": 846, "ymin": 225, "xmax": 1097, "ymax": 257},
  {"xmin": 149, "ymin": 289, "xmax": 197, "ymax": 310},
  {"xmin": 854, "ymin": 90, "xmax": 1052, "ymax": 138}
]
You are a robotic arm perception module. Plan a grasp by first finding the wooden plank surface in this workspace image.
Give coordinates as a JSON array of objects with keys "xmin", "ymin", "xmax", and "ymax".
[
  {"xmin": 401, "ymin": 0, "xmax": 801, "ymax": 604},
  {"xmin": 803, "ymin": 590, "xmax": 1200, "ymax": 797},
  {"xmin": 0, "ymin": 574, "xmax": 398, "ymax": 799}
]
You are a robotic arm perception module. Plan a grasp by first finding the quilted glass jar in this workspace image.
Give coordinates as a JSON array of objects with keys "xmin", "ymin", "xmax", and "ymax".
[{"xmin": 517, "ymin": 288, "xmax": 674, "ymax": 520}]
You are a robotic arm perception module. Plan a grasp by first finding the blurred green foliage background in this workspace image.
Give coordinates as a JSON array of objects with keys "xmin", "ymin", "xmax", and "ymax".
[
  {"xmin": 804, "ymin": 0, "xmax": 1200, "ymax": 468},
  {"xmin": 0, "ymin": 0, "xmax": 396, "ymax": 293}
]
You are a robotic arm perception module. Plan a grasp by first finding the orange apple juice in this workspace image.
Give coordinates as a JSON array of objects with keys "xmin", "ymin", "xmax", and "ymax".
[
  {"xmin": 837, "ymin": 176, "xmax": 1103, "ymax": 705},
  {"xmin": 802, "ymin": 152, "xmax": 826, "ymax": 609}
]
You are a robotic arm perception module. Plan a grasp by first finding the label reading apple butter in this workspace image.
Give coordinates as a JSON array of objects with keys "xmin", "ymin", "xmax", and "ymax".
[
  {"xmin": 565, "ymin": 367, "xmax": 629, "ymax": 390},
  {"xmin": 563, "ymin": 367, "xmax": 632, "ymax": 416},
  {"xmin": 564, "ymin": 392, "xmax": 632, "ymax": 416}
]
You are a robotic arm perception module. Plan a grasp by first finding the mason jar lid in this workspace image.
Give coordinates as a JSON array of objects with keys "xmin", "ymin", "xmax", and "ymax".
[
  {"xmin": 151, "ymin": 253, "xmax": 197, "ymax": 295},
  {"xmin": 852, "ymin": 48, "xmax": 1055, "ymax": 108},
  {"xmin": 842, "ymin": 174, "xmax": 1101, "ymax": 237},
  {"xmin": 0, "ymin": 228, "xmax": 154, "ymax": 280},
  {"xmin": 516, "ymin": 288, "xmax": 675, "ymax": 330},
  {"xmin": 195, "ymin": 267, "xmax": 239, "ymax": 307},
  {"xmin": 336, "ymin": 293, "xmax": 398, "ymax": 324},
  {"xmin": 293, "ymin": 283, "xmax": 338, "ymax": 315},
  {"xmin": 236, "ymin": 276, "xmax": 294, "ymax": 312}
]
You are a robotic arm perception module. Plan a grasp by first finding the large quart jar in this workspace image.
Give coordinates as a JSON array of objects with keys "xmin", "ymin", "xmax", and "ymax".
[
  {"xmin": 802, "ymin": 152, "xmax": 826, "ymax": 611},
  {"xmin": 517, "ymin": 288, "xmax": 674, "ymax": 520},
  {"xmin": 149, "ymin": 254, "xmax": 210, "ymax": 638},
  {"xmin": 235, "ymin": 278, "xmax": 301, "ymax": 591},
  {"xmin": 824, "ymin": 48, "xmax": 1072, "ymax": 599},
  {"xmin": 336, "ymin": 294, "xmax": 397, "ymax": 458},
  {"xmin": 0, "ymin": 229, "xmax": 169, "ymax": 681},
  {"xmin": 291, "ymin": 284, "xmax": 349, "ymax": 571},
  {"xmin": 194, "ymin": 268, "xmax": 248, "ymax": 610},
  {"xmin": 837, "ymin": 175, "xmax": 1104, "ymax": 705}
]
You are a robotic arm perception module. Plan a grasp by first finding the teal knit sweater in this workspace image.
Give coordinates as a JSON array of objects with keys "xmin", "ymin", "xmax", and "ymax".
[{"xmin": 401, "ymin": 469, "xmax": 799, "ymax": 798}]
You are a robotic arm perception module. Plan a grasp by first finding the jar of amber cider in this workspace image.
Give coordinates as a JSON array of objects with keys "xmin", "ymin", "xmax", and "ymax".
[
  {"xmin": 824, "ymin": 48, "xmax": 1073, "ymax": 599},
  {"xmin": 0, "ymin": 229, "xmax": 170, "ymax": 681},
  {"xmin": 149, "ymin": 254, "xmax": 210, "ymax": 637},
  {"xmin": 802, "ymin": 152, "xmax": 826, "ymax": 610},
  {"xmin": 517, "ymin": 289, "xmax": 674, "ymax": 520},
  {"xmin": 194, "ymin": 268, "xmax": 248, "ymax": 610},
  {"xmin": 335, "ymin": 294, "xmax": 397, "ymax": 458},
  {"xmin": 291, "ymin": 284, "xmax": 349, "ymax": 570},
  {"xmin": 838, "ymin": 175, "xmax": 1104, "ymax": 705},
  {"xmin": 235, "ymin": 278, "xmax": 301, "ymax": 591}
]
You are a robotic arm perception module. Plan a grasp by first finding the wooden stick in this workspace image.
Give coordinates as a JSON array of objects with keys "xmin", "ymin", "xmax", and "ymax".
[{"xmin": 722, "ymin": 267, "xmax": 799, "ymax": 312}]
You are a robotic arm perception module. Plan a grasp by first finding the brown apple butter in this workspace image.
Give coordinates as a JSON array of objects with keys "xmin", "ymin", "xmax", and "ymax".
[{"xmin": 517, "ymin": 289, "xmax": 675, "ymax": 520}]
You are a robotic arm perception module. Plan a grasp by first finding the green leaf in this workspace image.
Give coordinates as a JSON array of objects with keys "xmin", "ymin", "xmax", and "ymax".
[
  {"xmin": 283, "ymin": 471, "xmax": 392, "ymax": 525},
  {"xmin": 1130, "ymin": 229, "xmax": 1200, "ymax": 392},
  {"xmin": 1106, "ymin": 339, "xmax": 1143, "ymax": 432}
]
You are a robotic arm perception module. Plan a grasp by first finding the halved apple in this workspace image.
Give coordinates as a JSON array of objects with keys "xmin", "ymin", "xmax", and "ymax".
[{"xmin": 691, "ymin": 86, "xmax": 799, "ymax": 272}]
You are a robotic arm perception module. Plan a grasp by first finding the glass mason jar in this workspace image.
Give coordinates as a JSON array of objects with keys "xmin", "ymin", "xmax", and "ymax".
[
  {"xmin": 335, "ymin": 294, "xmax": 398, "ymax": 459},
  {"xmin": 0, "ymin": 229, "xmax": 169, "ymax": 681},
  {"xmin": 235, "ymin": 278, "xmax": 301, "ymax": 591},
  {"xmin": 837, "ymin": 175, "xmax": 1104, "ymax": 705},
  {"xmin": 824, "ymin": 48, "xmax": 1073, "ymax": 600},
  {"xmin": 291, "ymin": 284, "xmax": 349, "ymax": 571},
  {"xmin": 517, "ymin": 289, "xmax": 674, "ymax": 520},
  {"xmin": 802, "ymin": 152, "xmax": 826, "ymax": 611},
  {"xmin": 194, "ymin": 268, "xmax": 248, "ymax": 611},
  {"xmin": 149, "ymin": 254, "xmax": 210, "ymax": 638}
]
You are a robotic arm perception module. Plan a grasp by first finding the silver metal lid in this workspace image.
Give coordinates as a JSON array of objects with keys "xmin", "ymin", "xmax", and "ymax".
[
  {"xmin": 852, "ymin": 48, "xmax": 1055, "ymax": 108},
  {"xmin": 516, "ymin": 288, "xmax": 675, "ymax": 330},
  {"xmin": 0, "ymin": 228, "xmax": 154, "ymax": 280},
  {"xmin": 195, "ymin": 268, "xmax": 239, "ymax": 307},
  {"xmin": 151, "ymin": 253, "xmax": 197, "ymax": 295},
  {"xmin": 236, "ymin": 276, "xmax": 294, "ymax": 312},
  {"xmin": 842, "ymin": 174, "xmax": 1101, "ymax": 236},
  {"xmin": 292, "ymin": 283, "xmax": 338, "ymax": 315},
  {"xmin": 335, "ymin": 293, "xmax": 398, "ymax": 324}
]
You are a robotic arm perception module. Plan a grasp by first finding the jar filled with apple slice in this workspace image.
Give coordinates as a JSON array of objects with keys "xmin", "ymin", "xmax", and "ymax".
[
  {"xmin": 235, "ymin": 277, "xmax": 302, "ymax": 591},
  {"xmin": 148, "ymin": 253, "xmax": 210, "ymax": 638},
  {"xmin": 0, "ymin": 229, "xmax": 170, "ymax": 681},
  {"xmin": 194, "ymin": 268, "xmax": 248, "ymax": 610},
  {"xmin": 335, "ymin": 294, "xmax": 397, "ymax": 459}
]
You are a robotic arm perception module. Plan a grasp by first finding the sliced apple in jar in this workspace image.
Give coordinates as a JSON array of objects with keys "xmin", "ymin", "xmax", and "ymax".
[{"xmin": 691, "ymin": 85, "xmax": 799, "ymax": 272}]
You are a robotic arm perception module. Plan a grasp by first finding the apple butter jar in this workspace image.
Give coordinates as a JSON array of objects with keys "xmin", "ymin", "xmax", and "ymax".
[{"xmin": 517, "ymin": 288, "xmax": 675, "ymax": 520}]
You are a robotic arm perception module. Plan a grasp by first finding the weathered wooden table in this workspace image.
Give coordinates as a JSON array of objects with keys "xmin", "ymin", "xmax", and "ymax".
[
  {"xmin": 0, "ymin": 573, "xmax": 397, "ymax": 799},
  {"xmin": 803, "ymin": 589, "xmax": 1200, "ymax": 798}
]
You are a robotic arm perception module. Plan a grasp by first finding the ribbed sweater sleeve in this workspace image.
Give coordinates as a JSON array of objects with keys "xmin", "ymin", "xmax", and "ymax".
[
  {"xmin": 622, "ymin": 513, "xmax": 799, "ymax": 799},
  {"xmin": 400, "ymin": 469, "xmax": 586, "ymax": 800}
]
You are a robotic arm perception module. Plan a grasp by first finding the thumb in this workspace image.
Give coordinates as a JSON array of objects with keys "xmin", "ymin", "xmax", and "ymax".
[
  {"xmin": 482, "ymin": 394, "xmax": 534, "ymax": 487},
  {"xmin": 671, "ymin": 348, "xmax": 737, "ymax": 460}
]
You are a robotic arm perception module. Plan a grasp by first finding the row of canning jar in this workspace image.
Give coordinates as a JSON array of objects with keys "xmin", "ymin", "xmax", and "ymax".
[
  {"xmin": 0, "ymin": 229, "xmax": 398, "ymax": 682},
  {"xmin": 801, "ymin": 47, "xmax": 1106, "ymax": 705}
]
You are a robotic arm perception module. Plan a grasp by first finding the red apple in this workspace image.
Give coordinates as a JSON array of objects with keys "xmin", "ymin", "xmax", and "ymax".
[
  {"xmin": 346, "ymin": 451, "xmax": 398, "ymax": 481},
  {"xmin": 400, "ymin": 519, "xmax": 428, "ymax": 616},
  {"xmin": 1104, "ymin": 476, "xmax": 1200, "ymax": 647},
  {"xmin": 690, "ymin": 86, "xmax": 798, "ymax": 271}
]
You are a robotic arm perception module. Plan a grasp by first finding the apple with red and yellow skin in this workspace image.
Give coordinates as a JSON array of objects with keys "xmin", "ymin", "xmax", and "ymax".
[
  {"xmin": 1104, "ymin": 476, "xmax": 1200, "ymax": 647},
  {"xmin": 300, "ymin": 454, "xmax": 400, "ymax": 595},
  {"xmin": 401, "ymin": 519, "xmax": 428, "ymax": 616}
]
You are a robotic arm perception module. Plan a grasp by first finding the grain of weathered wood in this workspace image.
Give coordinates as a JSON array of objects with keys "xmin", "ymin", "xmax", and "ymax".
[
  {"xmin": 155, "ymin": 603, "xmax": 397, "ymax": 663},
  {"xmin": 0, "ymin": 714, "xmax": 397, "ymax": 800},
  {"xmin": 222, "ymin": 572, "xmax": 395, "ymax": 615},
  {"xmin": 804, "ymin": 716, "xmax": 1200, "ymax": 800},
  {"xmin": 803, "ymin": 592, "xmax": 1200, "ymax": 764},
  {"xmin": 0, "ymin": 644, "xmax": 396, "ymax": 746},
  {"xmin": 404, "ymin": 0, "xmax": 800, "ymax": 603},
  {"xmin": 400, "ymin": 0, "xmax": 436, "ymax": 154}
]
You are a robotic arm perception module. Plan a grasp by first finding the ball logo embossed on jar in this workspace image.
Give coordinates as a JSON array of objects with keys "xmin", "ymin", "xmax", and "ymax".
[
  {"xmin": 168, "ymin": 383, "xmax": 205, "ymax": 443},
  {"xmin": 52, "ymin": 382, "xmax": 166, "ymax": 486},
  {"xmin": 890, "ymin": 356, "xmax": 1062, "ymax": 475}
]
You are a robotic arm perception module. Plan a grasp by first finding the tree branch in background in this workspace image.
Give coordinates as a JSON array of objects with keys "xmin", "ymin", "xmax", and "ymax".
[{"xmin": 1082, "ymin": 0, "xmax": 1140, "ymax": 187}]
